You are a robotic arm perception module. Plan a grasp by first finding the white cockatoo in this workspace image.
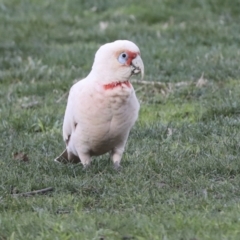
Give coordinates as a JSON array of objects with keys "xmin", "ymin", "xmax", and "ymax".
[{"xmin": 55, "ymin": 40, "xmax": 144, "ymax": 169}]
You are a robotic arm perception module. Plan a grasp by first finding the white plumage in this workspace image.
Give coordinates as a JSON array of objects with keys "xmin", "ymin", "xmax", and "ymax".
[{"xmin": 55, "ymin": 40, "xmax": 144, "ymax": 169}]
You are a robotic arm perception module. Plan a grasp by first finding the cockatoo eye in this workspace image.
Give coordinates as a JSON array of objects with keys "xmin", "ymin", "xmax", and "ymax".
[{"xmin": 118, "ymin": 52, "xmax": 129, "ymax": 64}]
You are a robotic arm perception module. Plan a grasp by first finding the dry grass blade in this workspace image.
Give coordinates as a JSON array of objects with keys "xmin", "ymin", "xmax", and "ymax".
[
  {"xmin": 11, "ymin": 187, "xmax": 54, "ymax": 197},
  {"xmin": 56, "ymin": 92, "xmax": 69, "ymax": 103},
  {"xmin": 56, "ymin": 209, "xmax": 71, "ymax": 214},
  {"xmin": 21, "ymin": 101, "xmax": 39, "ymax": 109},
  {"xmin": 131, "ymin": 79, "xmax": 192, "ymax": 87},
  {"xmin": 131, "ymin": 79, "xmax": 166, "ymax": 87},
  {"xmin": 196, "ymin": 72, "xmax": 208, "ymax": 88}
]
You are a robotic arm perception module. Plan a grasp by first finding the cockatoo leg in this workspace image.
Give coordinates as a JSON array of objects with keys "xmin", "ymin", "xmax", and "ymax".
[
  {"xmin": 111, "ymin": 147, "xmax": 124, "ymax": 170},
  {"xmin": 76, "ymin": 151, "xmax": 91, "ymax": 168}
]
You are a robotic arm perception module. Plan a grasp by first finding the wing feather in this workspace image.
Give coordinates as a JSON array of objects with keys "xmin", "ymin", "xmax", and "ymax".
[{"xmin": 62, "ymin": 80, "xmax": 84, "ymax": 144}]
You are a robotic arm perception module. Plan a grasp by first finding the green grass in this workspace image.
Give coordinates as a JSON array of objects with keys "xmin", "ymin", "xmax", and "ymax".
[{"xmin": 1, "ymin": 0, "xmax": 240, "ymax": 239}]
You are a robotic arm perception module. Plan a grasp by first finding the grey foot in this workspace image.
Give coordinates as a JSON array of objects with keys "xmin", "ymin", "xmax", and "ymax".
[
  {"xmin": 82, "ymin": 163, "xmax": 91, "ymax": 170},
  {"xmin": 113, "ymin": 162, "xmax": 122, "ymax": 171}
]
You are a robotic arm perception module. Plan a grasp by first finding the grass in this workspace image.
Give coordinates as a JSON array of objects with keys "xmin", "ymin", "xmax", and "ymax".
[{"xmin": 1, "ymin": 0, "xmax": 240, "ymax": 239}]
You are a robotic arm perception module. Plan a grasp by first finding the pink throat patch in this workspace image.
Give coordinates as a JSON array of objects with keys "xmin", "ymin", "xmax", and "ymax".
[{"xmin": 103, "ymin": 81, "xmax": 131, "ymax": 90}]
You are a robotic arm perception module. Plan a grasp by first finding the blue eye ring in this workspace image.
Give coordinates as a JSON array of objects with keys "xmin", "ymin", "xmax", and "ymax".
[{"xmin": 118, "ymin": 52, "xmax": 129, "ymax": 64}]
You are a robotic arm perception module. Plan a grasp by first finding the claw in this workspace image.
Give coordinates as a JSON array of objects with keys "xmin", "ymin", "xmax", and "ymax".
[{"xmin": 113, "ymin": 162, "xmax": 122, "ymax": 171}]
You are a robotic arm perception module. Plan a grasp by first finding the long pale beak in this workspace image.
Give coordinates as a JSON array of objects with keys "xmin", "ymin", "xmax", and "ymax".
[{"xmin": 131, "ymin": 55, "xmax": 144, "ymax": 79}]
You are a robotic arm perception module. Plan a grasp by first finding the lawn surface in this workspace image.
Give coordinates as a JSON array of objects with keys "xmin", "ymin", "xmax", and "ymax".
[{"xmin": 1, "ymin": 0, "xmax": 240, "ymax": 239}]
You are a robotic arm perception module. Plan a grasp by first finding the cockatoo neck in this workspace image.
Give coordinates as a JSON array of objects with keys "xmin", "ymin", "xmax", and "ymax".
[
  {"xmin": 103, "ymin": 80, "xmax": 131, "ymax": 90},
  {"xmin": 88, "ymin": 67, "xmax": 131, "ymax": 85}
]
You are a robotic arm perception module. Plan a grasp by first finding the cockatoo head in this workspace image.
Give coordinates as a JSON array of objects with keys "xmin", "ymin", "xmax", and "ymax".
[{"xmin": 91, "ymin": 40, "xmax": 144, "ymax": 83}]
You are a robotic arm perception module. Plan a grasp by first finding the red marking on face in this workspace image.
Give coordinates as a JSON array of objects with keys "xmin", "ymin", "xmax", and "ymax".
[
  {"xmin": 103, "ymin": 80, "xmax": 132, "ymax": 90},
  {"xmin": 126, "ymin": 51, "xmax": 139, "ymax": 66}
]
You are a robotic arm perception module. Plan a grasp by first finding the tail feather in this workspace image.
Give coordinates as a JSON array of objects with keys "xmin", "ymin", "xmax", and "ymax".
[{"xmin": 54, "ymin": 149, "xmax": 81, "ymax": 164}]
